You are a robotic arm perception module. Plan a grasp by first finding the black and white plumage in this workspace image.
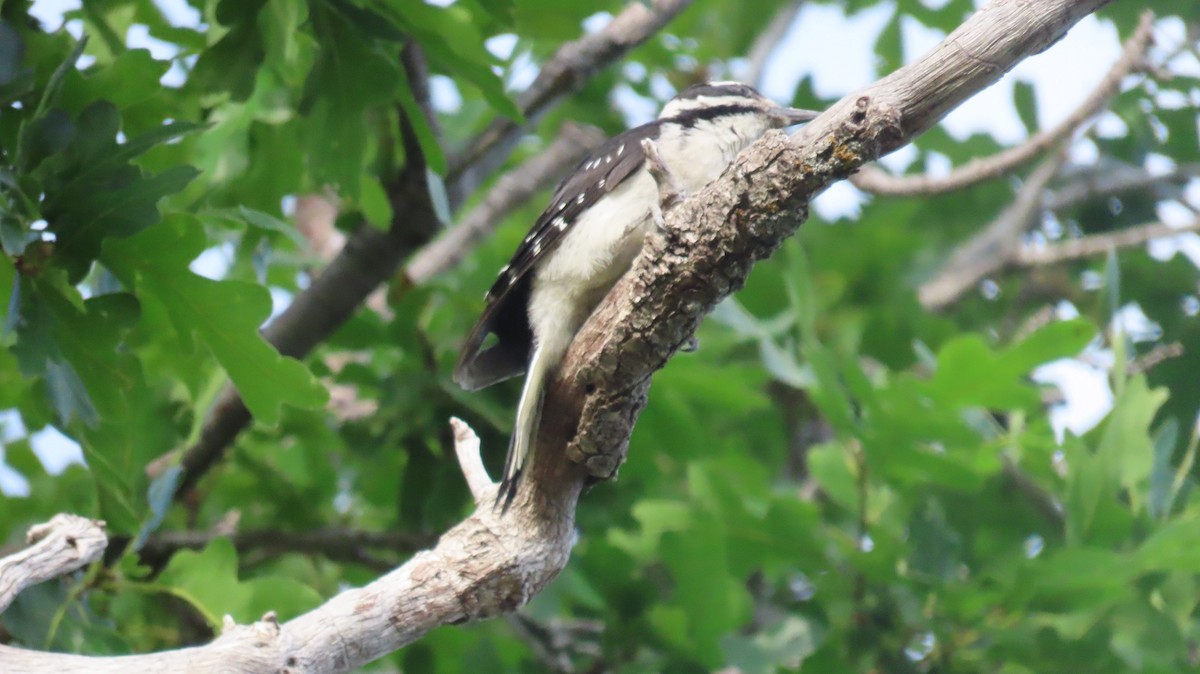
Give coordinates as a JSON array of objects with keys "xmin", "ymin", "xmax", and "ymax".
[{"xmin": 454, "ymin": 82, "xmax": 819, "ymax": 510}]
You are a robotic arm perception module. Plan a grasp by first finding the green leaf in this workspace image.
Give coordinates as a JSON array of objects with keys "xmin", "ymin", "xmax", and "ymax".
[
  {"xmin": 8, "ymin": 275, "xmax": 60, "ymax": 377},
  {"xmin": 397, "ymin": 65, "xmax": 447, "ymax": 174},
  {"xmin": 102, "ymin": 214, "xmax": 328, "ymax": 424},
  {"xmin": 1103, "ymin": 377, "xmax": 1168, "ymax": 515},
  {"xmin": 0, "ymin": 22, "xmax": 25, "ymax": 87},
  {"xmin": 49, "ymin": 162, "xmax": 199, "ymax": 282},
  {"xmin": 302, "ymin": 6, "xmax": 405, "ymax": 199},
  {"xmin": 660, "ymin": 528, "xmax": 747, "ymax": 666},
  {"xmin": 358, "ymin": 175, "xmax": 394, "ymax": 230},
  {"xmin": 1148, "ymin": 418, "xmax": 1180, "ymax": 520},
  {"xmin": 1013, "ymin": 80, "xmax": 1039, "ymax": 135},
  {"xmin": 388, "ymin": 1, "xmax": 521, "ymax": 120},
  {"xmin": 32, "ymin": 35, "xmax": 87, "ymax": 119},
  {"xmin": 758, "ymin": 338, "xmax": 814, "ymax": 389},
  {"xmin": 133, "ymin": 465, "xmax": 182, "ymax": 550},
  {"xmin": 722, "ymin": 616, "xmax": 819, "ymax": 674},
  {"xmin": 67, "ymin": 49, "xmax": 170, "ymax": 109},
  {"xmin": 513, "ymin": 0, "xmax": 613, "ymax": 40},
  {"xmin": 874, "ymin": 12, "xmax": 902, "ymax": 75},
  {"xmin": 17, "ymin": 108, "xmax": 75, "ymax": 174},
  {"xmin": 156, "ymin": 537, "xmax": 322, "ymax": 627},
  {"xmin": 922, "ymin": 319, "xmax": 1094, "ymax": 409},
  {"xmin": 188, "ymin": 12, "xmax": 266, "ymax": 101},
  {"xmin": 425, "ymin": 169, "xmax": 452, "ymax": 225},
  {"xmin": 907, "ymin": 497, "xmax": 963, "ymax": 581},
  {"xmin": 1135, "ymin": 518, "xmax": 1200, "ymax": 572},
  {"xmin": 44, "ymin": 359, "xmax": 98, "ymax": 427},
  {"xmin": 1066, "ymin": 375, "xmax": 1167, "ymax": 542},
  {"xmin": 471, "ymin": 0, "xmax": 516, "ymax": 28},
  {"xmin": 26, "ymin": 102, "xmax": 202, "ymax": 282}
]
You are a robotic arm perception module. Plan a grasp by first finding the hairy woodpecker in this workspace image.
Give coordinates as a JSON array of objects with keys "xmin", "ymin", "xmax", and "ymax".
[{"xmin": 455, "ymin": 81, "xmax": 819, "ymax": 509}]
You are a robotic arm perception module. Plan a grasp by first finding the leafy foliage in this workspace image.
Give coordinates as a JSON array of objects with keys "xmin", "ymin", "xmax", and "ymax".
[{"xmin": 1, "ymin": 0, "xmax": 1199, "ymax": 672}]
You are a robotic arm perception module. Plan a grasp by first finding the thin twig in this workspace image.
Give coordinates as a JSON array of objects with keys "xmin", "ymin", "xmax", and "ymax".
[
  {"xmin": 1046, "ymin": 161, "xmax": 1200, "ymax": 212},
  {"xmin": 1127, "ymin": 342, "xmax": 1184, "ymax": 376},
  {"xmin": 504, "ymin": 613, "xmax": 604, "ymax": 674},
  {"xmin": 451, "ymin": 417, "xmax": 494, "ymax": 504},
  {"xmin": 1016, "ymin": 219, "xmax": 1200, "ymax": 266},
  {"xmin": 1001, "ymin": 459, "xmax": 1064, "ymax": 531},
  {"xmin": 919, "ymin": 151, "xmax": 1068, "ymax": 310},
  {"xmin": 852, "ymin": 11, "xmax": 1154, "ymax": 197}
]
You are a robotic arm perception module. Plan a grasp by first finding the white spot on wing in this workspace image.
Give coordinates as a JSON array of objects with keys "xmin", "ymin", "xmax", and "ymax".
[
  {"xmin": 576, "ymin": 194, "xmax": 585, "ymax": 204},
  {"xmin": 554, "ymin": 217, "xmax": 567, "ymax": 230},
  {"xmin": 558, "ymin": 202, "xmax": 566, "ymax": 211},
  {"xmin": 598, "ymin": 178, "xmax": 606, "ymax": 188},
  {"xmin": 617, "ymin": 143, "xmax": 625, "ymax": 156},
  {"xmin": 532, "ymin": 242, "xmax": 542, "ymax": 255},
  {"xmin": 605, "ymin": 155, "xmax": 612, "ymax": 164}
]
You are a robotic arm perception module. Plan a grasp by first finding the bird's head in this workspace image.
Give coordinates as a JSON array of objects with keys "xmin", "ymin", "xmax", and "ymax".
[{"xmin": 658, "ymin": 81, "xmax": 820, "ymax": 128}]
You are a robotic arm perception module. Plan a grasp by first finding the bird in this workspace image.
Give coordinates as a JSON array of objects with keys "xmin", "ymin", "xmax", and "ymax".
[{"xmin": 454, "ymin": 81, "xmax": 820, "ymax": 510}]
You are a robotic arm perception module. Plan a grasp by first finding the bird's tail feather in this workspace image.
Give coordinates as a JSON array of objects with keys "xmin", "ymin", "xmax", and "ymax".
[{"xmin": 497, "ymin": 344, "xmax": 551, "ymax": 512}]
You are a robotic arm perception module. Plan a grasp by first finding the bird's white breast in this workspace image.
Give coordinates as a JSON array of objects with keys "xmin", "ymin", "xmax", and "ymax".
[{"xmin": 528, "ymin": 112, "xmax": 772, "ymax": 359}]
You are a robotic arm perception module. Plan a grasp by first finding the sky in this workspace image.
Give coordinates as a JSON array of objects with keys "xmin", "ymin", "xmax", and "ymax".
[{"xmin": 3, "ymin": 0, "xmax": 1197, "ymax": 495}]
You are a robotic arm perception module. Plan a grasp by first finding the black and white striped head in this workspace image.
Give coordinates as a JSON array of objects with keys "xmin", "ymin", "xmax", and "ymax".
[{"xmin": 659, "ymin": 81, "xmax": 819, "ymax": 129}]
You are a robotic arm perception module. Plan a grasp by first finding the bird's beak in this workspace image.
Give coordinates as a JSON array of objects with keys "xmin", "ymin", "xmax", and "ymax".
[{"xmin": 771, "ymin": 106, "xmax": 821, "ymax": 127}]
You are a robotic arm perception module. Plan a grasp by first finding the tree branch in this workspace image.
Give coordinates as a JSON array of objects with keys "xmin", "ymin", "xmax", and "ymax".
[
  {"xmin": 525, "ymin": 0, "xmax": 1115, "ymax": 495},
  {"xmin": 851, "ymin": 11, "xmax": 1153, "ymax": 196},
  {"xmin": 1015, "ymin": 219, "xmax": 1200, "ymax": 266},
  {"xmin": 1127, "ymin": 341, "xmax": 1184, "ymax": 376},
  {"xmin": 136, "ymin": 527, "xmax": 435, "ymax": 573},
  {"xmin": 4, "ymin": 0, "xmax": 1113, "ymax": 670},
  {"xmin": 918, "ymin": 151, "xmax": 1067, "ymax": 310},
  {"xmin": 1045, "ymin": 161, "xmax": 1200, "ymax": 212},
  {"xmin": 0, "ymin": 515, "xmax": 106, "ymax": 612}
]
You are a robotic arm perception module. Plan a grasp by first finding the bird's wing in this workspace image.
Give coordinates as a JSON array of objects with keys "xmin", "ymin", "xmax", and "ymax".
[{"xmin": 453, "ymin": 122, "xmax": 659, "ymax": 390}]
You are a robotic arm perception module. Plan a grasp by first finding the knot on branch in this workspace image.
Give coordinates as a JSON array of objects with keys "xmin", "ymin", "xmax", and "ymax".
[{"xmin": 217, "ymin": 610, "xmax": 285, "ymax": 650}]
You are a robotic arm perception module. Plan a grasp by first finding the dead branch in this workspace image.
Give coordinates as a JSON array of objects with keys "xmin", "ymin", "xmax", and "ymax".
[
  {"xmin": 0, "ymin": 515, "xmax": 106, "ymax": 612},
  {"xmin": 851, "ymin": 11, "xmax": 1153, "ymax": 196}
]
